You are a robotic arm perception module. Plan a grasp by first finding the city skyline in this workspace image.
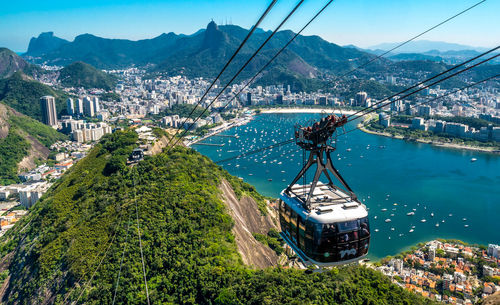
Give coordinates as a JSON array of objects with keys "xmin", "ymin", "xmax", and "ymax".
[{"xmin": 1, "ymin": 0, "xmax": 499, "ymax": 52}]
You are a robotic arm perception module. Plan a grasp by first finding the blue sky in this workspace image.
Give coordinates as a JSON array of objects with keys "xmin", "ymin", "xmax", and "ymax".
[{"xmin": 1, "ymin": 0, "xmax": 498, "ymax": 52}]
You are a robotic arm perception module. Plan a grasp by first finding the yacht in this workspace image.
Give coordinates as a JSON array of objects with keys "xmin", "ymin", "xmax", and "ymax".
[{"xmin": 407, "ymin": 212, "xmax": 415, "ymax": 216}]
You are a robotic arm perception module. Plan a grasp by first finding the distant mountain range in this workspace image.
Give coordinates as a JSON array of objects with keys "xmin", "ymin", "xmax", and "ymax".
[
  {"xmin": 366, "ymin": 40, "xmax": 488, "ymax": 53},
  {"xmin": 23, "ymin": 22, "xmax": 379, "ymax": 89}
]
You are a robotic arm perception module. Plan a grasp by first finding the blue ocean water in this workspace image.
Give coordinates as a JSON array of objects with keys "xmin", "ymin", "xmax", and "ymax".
[{"xmin": 194, "ymin": 113, "xmax": 500, "ymax": 260}]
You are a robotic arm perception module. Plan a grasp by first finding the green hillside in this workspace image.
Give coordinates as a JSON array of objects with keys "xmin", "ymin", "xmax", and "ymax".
[
  {"xmin": 0, "ymin": 130, "xmax": 435, "ymax": 304},
  {"xmin": 0, "ymin": 103, "xmax": 67, "ymax": 184},
  {"xmin": 58, "ymin": 61, "xmax": 118, "ymax": 90},
  {"xmin": 0, "ymin": 71, "xmax": 68, "ymax": 121}
]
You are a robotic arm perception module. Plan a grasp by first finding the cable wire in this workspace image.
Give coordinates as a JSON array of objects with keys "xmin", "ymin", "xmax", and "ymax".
[
  {"xmin": 214, "ymin": 0, "xmax": 336, "ymax": 113},
  {"xmin": 336, "ymin": 0, "xmax": 486, "ymax": 79},
  {"xmin": 168, "ymin": 0, "xmax": 306, "ymax": 151},
  {"xmin": 133, "ymin": 168, "xmax": 150, "ymax": 305},
  {"xmin": 165, "ymin": 0, "xmax": 278, "ymax": 148},
  {"xmin": 347, "ymin": 51, "xmax": 500, "ymax": 122},
  {"xmin": 112, "ymin": 209, "xmax": 133, "ymax": 305},
  {"xmin": 216, "ymin": 138, "xmax": 295, "ymax": 164},
  {"xmin": 346, "ymin": 45, "xmax": 500, "ymax": 120},
  {"xmin": 339, "ymin": 73, "xmax": 500, "ymax": 137}
]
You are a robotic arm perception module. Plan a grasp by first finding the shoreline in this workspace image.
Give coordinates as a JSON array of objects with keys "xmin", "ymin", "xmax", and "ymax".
[
  {"xmin": 259, "ymin": 107, "xmax": 357, "ymax": 115},
  {"xmin": 359, "ymin": 123, "xmax": 500, "ymax": 154}
]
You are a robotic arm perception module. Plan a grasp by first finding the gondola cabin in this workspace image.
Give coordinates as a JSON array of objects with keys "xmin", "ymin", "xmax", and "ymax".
[
  {"xmin": 278, "ymin": 113, "xmax": 370, "ymax": 266},
  {"xmin": 279, "ymin": 183, "xmax": 369, "ymax": 266},
  {"xmin": 128, "ymin": 148, "xmax": 144, "ymax": 163}
]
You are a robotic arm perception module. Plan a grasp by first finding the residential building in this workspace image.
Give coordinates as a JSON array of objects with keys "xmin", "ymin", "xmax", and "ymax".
[{"xmin": 40, "ymin": 96, "xmax": 58, "ymax": 127}]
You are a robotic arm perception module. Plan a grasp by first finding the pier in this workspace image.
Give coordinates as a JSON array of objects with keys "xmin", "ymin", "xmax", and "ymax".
[
  {"xmin": 191, "ymin": 142, "xmax": 225, "ymax": 147},
  {"xmin": 214, "ymin": 134, "xmax": 239, "ymax": 138}
]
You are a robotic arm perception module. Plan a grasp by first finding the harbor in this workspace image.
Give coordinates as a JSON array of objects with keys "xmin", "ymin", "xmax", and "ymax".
[{"xmin": 194, "ymin": 112, "xmax": 500, "ymax": 260}]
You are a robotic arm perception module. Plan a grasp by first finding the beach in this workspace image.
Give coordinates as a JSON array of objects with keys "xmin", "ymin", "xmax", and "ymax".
[{"xmin": 259, "ymin": 107, "xmax": 357, "ymax": 115}]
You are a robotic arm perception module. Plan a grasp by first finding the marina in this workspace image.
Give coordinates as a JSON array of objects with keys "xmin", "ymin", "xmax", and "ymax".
[{"xmin": 194, "ymin": 113, "xmax": 500, "ymax": 260}]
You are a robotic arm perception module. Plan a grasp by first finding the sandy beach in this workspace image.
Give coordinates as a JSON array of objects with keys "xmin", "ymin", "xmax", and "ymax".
[{"xmin": 259, "ymin": 108, "xmax": 357, "ymax": 115}]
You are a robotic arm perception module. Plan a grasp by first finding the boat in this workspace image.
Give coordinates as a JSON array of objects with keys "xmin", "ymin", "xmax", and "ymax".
[
  {"xmin": 471, "ymin": 158, "xmax": 477, "ymax": 162},
  {"xmin": 409, "ymin": 229, "xmax": 414, "ymax": 233},
  {"xmin": 385, "ymin": 219, "xmax": 391, "ymax": 223},
  {"xmin": 462, "ymin": 218, "xmax": 467, "ymax": 221},
  {"xmin": 420, "ymin": 219, "xmax": 427, "ymax": 223},
  {"xmin": 391, "ymin": 228, "xmax": 395, "ymax": 231},
  {"xmin": 407, "ymin": 212, "xmax": 415, "ymax": 216},
  {"xmin": 375, "ymin": 229, "xmax": 379, "ymax": 232},
  {"xmin": 381, "ymin": 208, "xmax": 387, "ymax": 212},
  {"xmin": 435, "ymin": 223, "xmax": 440, "ymax": 227},
  {"xmin": 464, "ymin": 224, "xmax": 469, "ymax": 228},
  {"xmin": 431, "ymin": 213, "xmax": 434, "ymax": 217},
  {"xmin": 268, "ymin": 179, "xmax": 272, "ymax": 181}
]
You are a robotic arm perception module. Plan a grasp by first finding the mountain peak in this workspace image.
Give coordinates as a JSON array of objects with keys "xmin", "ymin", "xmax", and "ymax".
[
  {"xmin": 201, "ymin": 21, "xmax": 227, "ymax": 50},
  {"xmin": 0, "ymin": 48, "xmax": 29, "ymax": 78},
  {"xmin": 26, "ymin": 32, "xmax": 69, "ymax": 56}
]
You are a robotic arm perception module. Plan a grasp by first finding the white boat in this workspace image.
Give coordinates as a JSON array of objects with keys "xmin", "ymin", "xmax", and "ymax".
[
  {"xmin": 407, "ymin": 212, "xmax": 415, "ymax": 216},
  {"xmin": 464, "ymin": 224, "xmax": 469, "ymax": 228},
  {"xmin": 375, "ymin": 229, "xmax": 379, "ymax": 232},
  {"xmin": 390, "ymin": 228, "xmax": 395, "ymax": 231},
  {"xmin": 431, "ymin": 213, "xmax": 434, "ymax": 217},
  {"xmin": 420, "ymin": 219, "xmax": 427, "ymax": 223},
  {"xmin": 471, "ymin": 158, "xmax": 477, "ymax": 162},
  {"xmin": 435, "ymin": 223, "xmax": 440, "ymax": 227},
  {"xmin": 409, "ymin": 229, "xmax": 414, "ymax": 233},
  {"xmin": 385, "ymin": 219, "xmax": 391, "ymax": 223},
  {"xmin": 381, "ymin": 208, "xmax": 387, "ymax": 212},
  {"xmin": 462, "ymin": 218, "xmax": 467, "ymax": 221}
]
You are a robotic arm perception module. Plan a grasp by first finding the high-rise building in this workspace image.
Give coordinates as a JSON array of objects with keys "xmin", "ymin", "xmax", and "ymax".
[
  {"xmin": 75, "ymin": 98, "xmax": 84, "ymax": 116},
  {"xmin": 246, "ymin": 92, "xmax": 252, "ymax": 106},
  {"xmin": 66, "ymin": 98, "xmax": 75, "ymax": 116},
  {"xmin": 93, "ymin": 97, "xmax": 100, "ymax": 113},
  {"xmin": 276, "ymin": 94, "xmax": 283, "ymax": 105},
  {"xmin": 83, "ymin": 97, "xmax": 95, "ymax": 117},
  {"xmin": 355, "ymin": 92, "xmax": 368, "ymax": 107},
  {"xmin": 40, "ymin": 96, "xmax": 58, "ymax": 127}
]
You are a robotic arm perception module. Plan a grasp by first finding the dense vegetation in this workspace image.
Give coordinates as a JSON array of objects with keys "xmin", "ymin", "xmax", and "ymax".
[
  {"xmin": 0, "ymin": 72, "xmax": 68, "ymax": 121},
  {"xmin": 58, "ymin": 61, "xmax": 118, "ymax": 90},
  {"xmin": 0, "ymin": 103, "xmax": 67, "ymax": 184},
  {"xmin": 8, "ymin": 114, "xmax": 67, "ymax": 147},
  {"xmin": 1, "ymin": 131, "xmax": 436, "ymax": 304},
  {"xmin": 0, "ymin": 130, "xmax": 31, "ymax": 184}
]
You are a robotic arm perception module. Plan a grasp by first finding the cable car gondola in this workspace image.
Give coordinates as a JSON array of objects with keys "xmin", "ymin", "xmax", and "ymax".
[
  {"xmin": 279, "ymin": 114, "xmax": 370, "ymax": 266},
  {"xmin": 128, "ymin": 148, "xmax": 144, "ymax": 164}
]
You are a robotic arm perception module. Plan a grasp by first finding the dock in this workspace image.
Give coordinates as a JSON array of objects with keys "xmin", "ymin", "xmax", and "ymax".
[{"xmin": 191, "ymin": 142, "xmax": 225, "ymax": 147}]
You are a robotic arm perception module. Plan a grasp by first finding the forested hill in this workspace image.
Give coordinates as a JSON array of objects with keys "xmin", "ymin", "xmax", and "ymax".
[
  {"xmin": 0, "ymin": 72, "xmax": 69, "ymax": 121},
  {"xmin": 58, "ymin": 61, "xmax": 118, "ymax": 90},
  {"xmin": 0, "ymin": 103, "xmax": 67, "ymax": 185},
  {"xmin": 0, "ymin": 130, "xmax": 436, "ymax": 304}
]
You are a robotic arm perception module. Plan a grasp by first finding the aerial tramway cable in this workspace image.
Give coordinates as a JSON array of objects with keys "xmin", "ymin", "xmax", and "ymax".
[
  {"xmin": 335, "ymin": 0, "xmax": 486, "ymax": 79},
  {"xmin": 346, "ymin": 48, "xmax": 500, "ymax": 122},
  {"xmin": 338, "ymin": 73, "xmax": 500, "ymax": 137},
  {"xmin": 133, "ymin": 168, "xmax": 151, "ymax": 305},
  {"xmin": 345, "ymin": 45, "xmax": 500, "ymax": 121},
  {"xmin": 214, "ymin": 53, "xmax": 500, "ymax": 164},
  {"xmin": 213, "ymin": 0, "xmax": 336, "ymax": 113},
  {"xmin": 165, "ymin": 0, "xmax": 279, "ymax": 149},
  {"xmin": 167, "ymin": 0, "xmax": 307, "ymax": 151}
]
